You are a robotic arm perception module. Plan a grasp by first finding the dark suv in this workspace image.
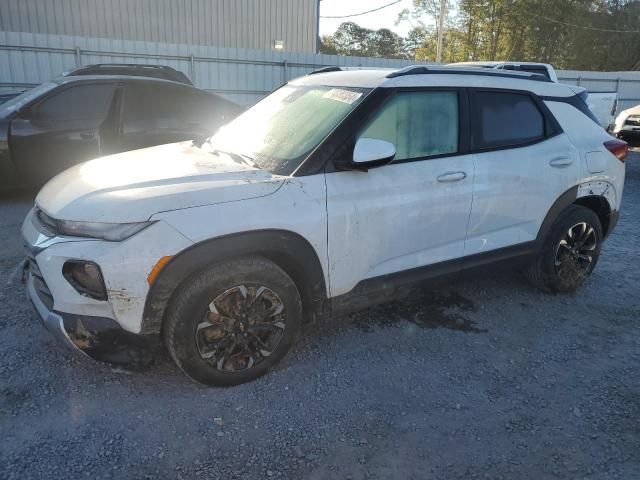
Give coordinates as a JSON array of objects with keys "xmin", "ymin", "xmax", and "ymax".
[{"xmin": 0, "ymin": 75, "xmax": 241, "ymax": 189}]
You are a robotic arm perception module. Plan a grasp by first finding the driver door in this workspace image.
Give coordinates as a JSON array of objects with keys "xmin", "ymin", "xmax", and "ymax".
[
  {"xmin": 325, "ymin": 89, "xmax": 474, "ymax": 298},
  {"xmin": 9, "ymin": 82, "xmax": 117, "ymax": 185}
]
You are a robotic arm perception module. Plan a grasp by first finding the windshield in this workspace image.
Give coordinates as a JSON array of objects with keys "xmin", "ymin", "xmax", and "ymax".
[
  {"xmin": 206, "ymin": 84, "xmax": 369, "ymax": 175},
  {"xmin": 0, "ymin": 82, "xmax": 57, "ymax": 116}
]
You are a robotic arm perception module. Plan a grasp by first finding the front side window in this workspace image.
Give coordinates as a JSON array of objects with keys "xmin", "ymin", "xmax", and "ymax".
[
  {"xmin": 35, "ymin": 84, "xmax": 115, "ymax": 121},
  {"xmin": 207, "ymin": 85, "xmax": 368, "ymax": 174},
  {"xmin": 0, "ymin": 82, "xmax": 57, "ymax": 116},
  {"xmin": 473, "ymin": 91, "xmax": 544, "ymax": 149},
  {"xmin": 359, "ymin": 91, "xmax": 459, "ymax": 161}
]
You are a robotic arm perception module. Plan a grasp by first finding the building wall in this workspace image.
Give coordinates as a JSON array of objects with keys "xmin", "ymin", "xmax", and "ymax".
[{"xmin": 0, "ymin": 0, "xmax": 319, "ymax": 53}]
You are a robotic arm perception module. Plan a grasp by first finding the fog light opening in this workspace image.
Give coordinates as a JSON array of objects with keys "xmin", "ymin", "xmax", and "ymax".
[{"xmin": 62, "ymin": 261, "xmax": 107, "ymax": 300}]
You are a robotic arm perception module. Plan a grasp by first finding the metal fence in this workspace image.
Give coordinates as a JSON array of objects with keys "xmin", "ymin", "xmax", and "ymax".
[
  {"xmin": 557, "ymin": 70, "xmax": 640, "ymax": 111},
  {"xmin": 0, "ymin": 30, "xmax": 424, "ymax": 105},
  {"xmin": 1, "ymin": 30, "xmax": 640, "ymax": 109}
]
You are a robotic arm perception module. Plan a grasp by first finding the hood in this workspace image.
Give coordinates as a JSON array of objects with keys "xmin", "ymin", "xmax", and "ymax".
[
  {"xmin": 36, "ymin": 142, "xmax": 285, "ymax": 222},
  {"xmin": 620, "ymin": 104, "xmax": 640, "ymax": 118}
]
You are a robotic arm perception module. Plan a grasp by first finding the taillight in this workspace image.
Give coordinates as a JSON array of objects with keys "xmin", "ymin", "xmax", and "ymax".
[{"xmin": 604, "ymin": 139, "xmax": 628, "ymax": 162}]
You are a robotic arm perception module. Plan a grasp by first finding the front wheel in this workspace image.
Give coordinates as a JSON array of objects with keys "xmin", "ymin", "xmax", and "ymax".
[
  {"xmin": 164, "ymin": 256, "xmax": 302, "ymax": 386},
  {"xmin": 526, "ymin": 205, "xmax": 603, "ymax": 294}
]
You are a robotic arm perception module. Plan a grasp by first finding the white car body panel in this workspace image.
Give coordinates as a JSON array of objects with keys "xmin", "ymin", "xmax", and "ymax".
[
  {"xmin": 154, "ymin": 176, "xmax": 330, "ymax": 290},
  {"xmin": 22, "ymin": 215, "xmax": 193, "ymax": 332},
  {"xmin": 465, "ymin": 134, "xmax": 579, "ymax": 255},
  {"xmin": 546, "ymin": 101, "xmax": 625, "ymax": 210},
  {"xmin": 36, "ymin": 142, "xmax": 284, "ymax": 222},
  {"xmin": 325, "ymin": 155, "xmax": 474, "ymax": 296}
]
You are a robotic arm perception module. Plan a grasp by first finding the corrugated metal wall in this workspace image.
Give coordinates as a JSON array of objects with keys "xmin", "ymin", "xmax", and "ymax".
[
  {"xmin": 0, "ymin": 31, "xmax": 425, "ymax": 105},
  {"xmin": 0, "ymin": 0, "xmax": 319, "ymax": 53},
  {"xmin": 1, "ymin": 30, "xmax": 639, "ymax": 108}
]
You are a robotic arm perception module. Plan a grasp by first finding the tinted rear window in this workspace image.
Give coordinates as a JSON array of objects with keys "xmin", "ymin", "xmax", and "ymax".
[{"xmin": 473, "ymin": 91, "xmax": 545, "ymax": 149}]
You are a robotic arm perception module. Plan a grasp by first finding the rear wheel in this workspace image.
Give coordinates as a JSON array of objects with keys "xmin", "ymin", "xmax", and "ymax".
[
  {"xmin": 526, "ymin": 205, "xmax": 602, "ymax": 293},
  {"xmin": 164, "ymin": 256, "xmax": 302, "ymax": 386}
]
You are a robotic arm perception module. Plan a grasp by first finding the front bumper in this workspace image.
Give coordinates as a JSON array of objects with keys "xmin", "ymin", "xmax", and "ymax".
[
  {"xmin": 21, "ymin": 207, "xmax": 193, "ymax": 364},
  {"xmin": 26, "ymin": 269, "xmax": 158, "ymax": 365},
  {"xmin": 617, "ymin": 127, "xmax": 640, "ymax": 139},
  {"xmin": 21, "ymin": 208, "xmax": 193, "ymax": 333},
  {"xmin": 26, "ymin": 269, "xmax": 86, "ymax": 356}
]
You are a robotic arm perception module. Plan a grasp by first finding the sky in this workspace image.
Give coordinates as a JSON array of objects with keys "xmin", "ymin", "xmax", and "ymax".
[{"xmin": 318, "ymin": 0, "xmax": 415, "ymax": 38}]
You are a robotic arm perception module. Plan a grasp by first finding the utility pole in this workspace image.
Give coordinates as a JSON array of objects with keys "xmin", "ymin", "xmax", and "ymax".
[{"xmin": 436, "ymin": 0, "xmax": 446, "ymax": 63}]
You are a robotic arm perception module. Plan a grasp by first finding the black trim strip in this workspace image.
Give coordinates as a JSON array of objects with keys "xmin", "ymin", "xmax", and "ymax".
[{"xmin": 331, "ymin": 241, "xmax": 537, "ymax": 315}]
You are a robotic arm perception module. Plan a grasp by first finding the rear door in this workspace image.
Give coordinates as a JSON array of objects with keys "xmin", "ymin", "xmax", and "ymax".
[
  {"xmin": 9, "ymin": 82, "xmax": 116, "ymax": 183},
  {"xmin": 325, "ymin": 89, "xmax": 475, "ymax": 297},
  {"xmin": 465, "ymin": 89, "xmax": 579, "ymax": 259}
]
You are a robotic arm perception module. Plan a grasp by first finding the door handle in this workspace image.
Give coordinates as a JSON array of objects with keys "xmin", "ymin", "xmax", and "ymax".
[
  {"xmin": 437, "ymin": 171, "xmax": 467, "ymax": 183},
  {"xmin": 549, "ymin": 157, "xmax": 573, "ymax": 168}
]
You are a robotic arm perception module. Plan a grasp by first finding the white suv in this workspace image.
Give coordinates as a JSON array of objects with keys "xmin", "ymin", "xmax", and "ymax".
[{"xmin": 22, "ymin": 66, "xmax": 628, "ymax": 386}]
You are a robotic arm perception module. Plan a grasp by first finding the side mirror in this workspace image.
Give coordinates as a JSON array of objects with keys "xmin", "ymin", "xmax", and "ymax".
[{"xmin": 352, "ymin": 138, "xmax": 396, "ymax": 170}]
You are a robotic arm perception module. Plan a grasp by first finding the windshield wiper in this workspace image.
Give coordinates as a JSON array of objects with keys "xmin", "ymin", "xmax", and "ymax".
[{"xmin": 211, "ymin": 149, "xmax": 256, "ymax": 168}]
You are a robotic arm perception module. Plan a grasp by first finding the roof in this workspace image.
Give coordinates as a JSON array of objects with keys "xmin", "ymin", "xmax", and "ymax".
[{"xmin": 292, "ymin": 66, "xmax": 575, "ymax": 98}]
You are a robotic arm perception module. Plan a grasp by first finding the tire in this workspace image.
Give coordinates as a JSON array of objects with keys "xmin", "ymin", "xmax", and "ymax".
[
  {"xmin": 525, "ymin": 205, "xmax": 603, "ymax": 294},
  {"xmin": 164, "ymin": 256, "xmax": 302, "ymax": 386}
]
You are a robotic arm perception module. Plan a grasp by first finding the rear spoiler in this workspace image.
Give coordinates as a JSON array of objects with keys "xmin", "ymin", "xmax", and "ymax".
[{"xmin": 568, "ymin": 85, "xmax": 589, "ymax": 103}]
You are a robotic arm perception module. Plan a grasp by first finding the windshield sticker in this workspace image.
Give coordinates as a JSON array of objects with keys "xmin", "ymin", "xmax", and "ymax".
[{"xmin": 322, "ymin": 89, "xmax": 362, "ymax": 105}]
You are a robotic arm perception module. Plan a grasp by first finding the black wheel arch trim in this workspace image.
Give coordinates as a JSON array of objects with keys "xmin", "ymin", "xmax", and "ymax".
[
  {"xmin": 536, "ymin": 184, "xmax": 617, "ymax": 244},
  {"xmin": 536, "ymin": 185, "xmax": 579, "ymax": 245},
  {"xmin": 141, "ymin": 229, "xmax": 329, "ymax": 335}
]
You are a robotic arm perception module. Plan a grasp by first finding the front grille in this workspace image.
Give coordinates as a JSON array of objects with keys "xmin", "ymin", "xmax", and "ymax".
[
  {"xmin": 32, "ymin": 207, "xmax": 58, "ymax": 237},
  {"xmin": 28, "ymin": 257, "xmax": 54, "ymax": 310}
]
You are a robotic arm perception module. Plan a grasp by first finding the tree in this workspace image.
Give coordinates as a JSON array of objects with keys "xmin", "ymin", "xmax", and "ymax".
[
  {"xmin": 321, "ymin": 1, "xmax": 640, "ymax": 71},
  {"xmin": 319, "ymin": 22, "xmax": 408, "ymax": 59},
  {"xmin": 397, "ymin": 0, "xmax": 453, "ymax": 61}
]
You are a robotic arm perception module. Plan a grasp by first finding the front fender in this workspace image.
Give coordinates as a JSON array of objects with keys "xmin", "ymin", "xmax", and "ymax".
[{"xmin": 141, "ymin": 229, "xmax": 329, "ymax": 335}]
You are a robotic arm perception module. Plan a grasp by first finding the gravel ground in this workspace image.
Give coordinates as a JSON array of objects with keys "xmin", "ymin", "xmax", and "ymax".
[{"xmin": 1, "ymin": 151, "xmax": 639, "ymax": 480}]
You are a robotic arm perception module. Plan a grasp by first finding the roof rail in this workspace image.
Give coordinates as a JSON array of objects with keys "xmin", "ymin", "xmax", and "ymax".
[
  {"xmin": 308, "ymin": 66, "xmax": 342, "ymax": 75},
  {"xmin": 386, "ymin": 65, "xmax": 550, "ymax": 82},
  {"xmin": 64, "ymin": 63, "xmax": 193, "ymax": 85}
]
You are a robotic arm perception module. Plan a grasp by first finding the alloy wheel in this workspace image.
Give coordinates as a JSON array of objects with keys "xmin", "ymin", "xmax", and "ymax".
[
  {"xmin": 195, "ymin": 285, "xmax": 286, "ymax": 371},
  {"xmin": 554, "ymin": 222, "xmax": 598, "ymax": 279}
]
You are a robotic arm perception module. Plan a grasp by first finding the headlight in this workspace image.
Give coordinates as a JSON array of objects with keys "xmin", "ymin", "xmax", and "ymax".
[{"xmin": 56, "ymin": 220, "xmax": 154, "ymax": 241}]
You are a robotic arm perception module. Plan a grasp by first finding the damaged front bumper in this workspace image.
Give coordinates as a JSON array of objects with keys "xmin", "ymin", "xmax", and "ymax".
[
  {"xmin": 26, "ymin": 268, "xmax": 156, "ymax": 366},
  {"xmin": 26, "ymin": 269, "xmax": 86, "ymax": 356}
]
